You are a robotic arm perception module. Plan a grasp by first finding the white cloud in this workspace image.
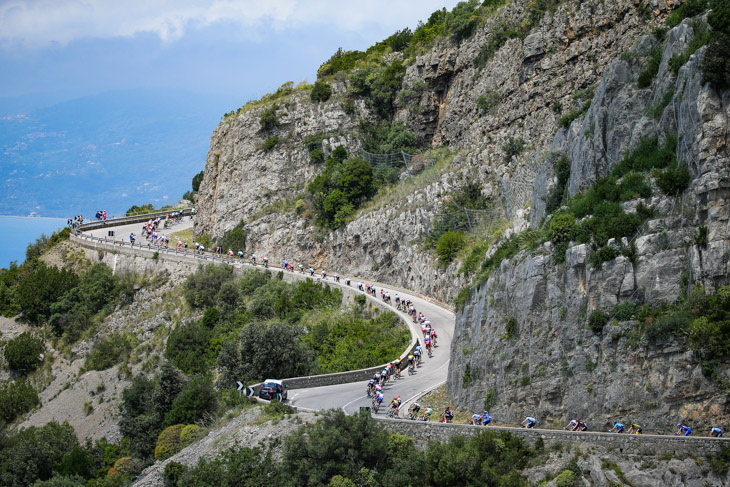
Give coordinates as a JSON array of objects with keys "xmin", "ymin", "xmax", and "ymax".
[{"xmin": 0, "ymin": 0, "xmax": 456, "ymax": 48}]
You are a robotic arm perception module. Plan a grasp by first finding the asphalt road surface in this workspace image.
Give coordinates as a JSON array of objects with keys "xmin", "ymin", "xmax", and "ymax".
[{"xmin": 81, "ymin": 218, "xmax": 455, "ymax": 417}]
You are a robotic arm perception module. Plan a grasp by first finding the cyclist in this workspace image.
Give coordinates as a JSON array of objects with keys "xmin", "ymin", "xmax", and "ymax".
[
  {"xmin": 609, "ymin": 422, "xmax": 624, "ymax": 433},
  {"xmin": 627, "ymin": 423, "xmax": 642, "ymax": 434},
  {"xmin": 422, "ymin": 407, "xmax": 434, "ymax": 421},
  {"xmin": 228, "ymin": 249, "xmax": 234, "ymax": 259},
  {"xmin": 250, "ymin": 253, "xmax": 256, "ymax": 265},
  {"xmin": 321, "ymin": 269, "xmax": 326, "ymax": 280},
  {"xmin": 565, "ymin": 419, "xmax": 578, "ymax": 431},
  {"xmin": 373, "ymin": 391, "xmax": 384, "ymax": 412},
  {"xmin": 298, "ymin": 263, "xmax": 304, "ymax": 273},
  {"xmin": 421, "ymin": 322, "xmax": 428, "ymax": 337},
  {"xmin": 367, "ymin": 378, "xmax": 377, "ymax": 397},
  {"xmin": 345, "ymin": 278, "xmax": 351, "ymax": 286},
  {"xmin": 710, "ymin": 427, "xmax": 723, "ymax": 437},
  {"xmin": 481, "ymin": 411, "xmax": 492, "ymax": 426},
  {"xmin": 470, "ymin": 413, "xmax": 482, "ymax": 425},
  {"xmin": 380, "ymin": 368, "xmax": 388, "ymax": 383},
  {"xmin": 440, "ymin": 406, "xmax": 454, "ymax": 423},
  {"xmin": 575, "ymin": 421, "xmax": 588, "ymax": 431},
  {"xmin": 424, "ymin": 336, "xmax": 432, "ymax": 356},
  {"xmin": 238, "ymin": 250, "xmax": 244, "ymax": 262},
  {"xmin": 430, "ymin": 328, "xmax": 437, "ymax": 345},
  {"xmin": 129, "ymin": 233, "xmax": 135, "ymax": 244},
  {"xmin": 414, "ymin": 346, "xmax": 422, "ymax": 364},
  {"xmin": 388, "ymin": 396, "xmax": 402, "ymax": 416},
  {"xmin": 408, "ymin": 402, "xmax": 421, "ymax": 420},
  {"xmin": 392, "ymin": 359, "xmax": 402, "ymax": 378},
  {"xmin": 263, "ymin": 256, "xmax": 268, "ymax": 268},
  {"xmin": 676, "ymin": 424, "xmax": 692, "ymax": 436},
  {"xmin": 407, "ymin": 354, "xmax": 415, "ymax": 374},
  {"xmin": 334, "ymin": 273, "xmax": 340, "ymax": 283},
  {"xmin": 309, "ymin": 267, "xmax": 315, "ymax": 277},
  {"xmin": 521, "ymin": 416, "xmax": 537, "ymax": 428}
]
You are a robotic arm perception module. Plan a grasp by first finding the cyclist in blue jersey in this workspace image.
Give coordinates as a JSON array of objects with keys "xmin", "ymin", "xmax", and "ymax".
[
  {"xmin": 676, "ymin": 424, "xmax": 692, "ymax": 436},
  {"xmin": 610, "ymin": 422, "xmax": 624, "ymax": 433},
  {"xmin": 710, "ymin": 427, "xmax": 723, "ymax": 437},
  {"xmin": 482, "ymin": 411, "xmax": 491, "ymax": 426},
  {"xmin": 521, "ymin": 416, "xmax": 536, "ymax": 428}
]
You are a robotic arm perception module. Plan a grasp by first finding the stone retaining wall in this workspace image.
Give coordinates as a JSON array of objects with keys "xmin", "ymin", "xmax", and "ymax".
[{"xmin": 374, "ymin": 417, "xmax": 729, "ymax": 456}]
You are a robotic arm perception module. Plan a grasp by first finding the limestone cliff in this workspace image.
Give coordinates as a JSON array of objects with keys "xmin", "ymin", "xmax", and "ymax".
[{"xmin": 447, "ymin": 11, "xmax": 730, "ymax": 428}]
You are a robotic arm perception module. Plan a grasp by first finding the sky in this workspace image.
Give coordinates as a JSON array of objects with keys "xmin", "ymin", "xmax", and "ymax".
[{"xmin": 0, "ymin": 0, "xmax": 460, "ymax": 109}]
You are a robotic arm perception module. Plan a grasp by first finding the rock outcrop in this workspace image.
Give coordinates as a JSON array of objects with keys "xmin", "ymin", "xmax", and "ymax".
[{"xmin": 449, "ymin": 12, "xmax": 730, "ymax": 427}]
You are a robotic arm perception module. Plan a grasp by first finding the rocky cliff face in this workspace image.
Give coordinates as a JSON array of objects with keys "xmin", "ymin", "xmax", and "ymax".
[
  {"xmin": 448, "ymin": 11, "xmax": 730, "ymax": 427},
  {"xmin": 196, "ymin": 0, "xmax": 677, "ymax": 303}
]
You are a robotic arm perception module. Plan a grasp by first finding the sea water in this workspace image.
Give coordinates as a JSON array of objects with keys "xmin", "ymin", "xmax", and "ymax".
[{"xmin": 0, "ymin": 216, "xmax": 67, "ymax": 269}]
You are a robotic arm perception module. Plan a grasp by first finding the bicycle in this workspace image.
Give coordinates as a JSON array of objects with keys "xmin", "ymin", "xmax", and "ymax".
[
  {"xmin": 387, "ymin": 406, "xmax": 398, "ymax": 418},
  {"xmin": 427, "ymin": 346, "xmax": 433, "ymax": 358},
  {"xmin": 408, "ymin": 364, "xmax": 415, "ymax": 375},
  {"xmin": 372, "ymin": 398, "xmax": 381, "ymax": 413}
]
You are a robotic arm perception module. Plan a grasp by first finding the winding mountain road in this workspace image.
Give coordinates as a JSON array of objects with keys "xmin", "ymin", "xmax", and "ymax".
[{"xmin": 80, "ymin": 217, "xmax": 455, "ymax": 416}]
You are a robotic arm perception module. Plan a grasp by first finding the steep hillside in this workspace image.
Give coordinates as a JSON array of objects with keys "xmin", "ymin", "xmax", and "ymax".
[
  {"xmin": 195, "ymin": 0, "xmax": 730, "ymax": 428},
  {"xmin": 195, "ymin": 0, "xmax": 682, "ymax": 302}
]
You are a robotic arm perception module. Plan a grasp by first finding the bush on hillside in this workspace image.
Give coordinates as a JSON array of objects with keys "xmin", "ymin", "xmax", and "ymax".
[
  {"xmin": 17, "ymin": 263, "xmax": 79, "ymax": 325},
  {"xmin": 85, "ymin": 334, "xmax": 132, "ymax": 371},
  {"xmin": 0, "ymin": 378, "xmax": 39, "ymax": 422},
  {"xmin": 154, "ymin": 424, "xmax": 185, "ymax": 460},
  {"xmin": 183, "ymin": 265, "xmax": 234, "ymax": 309},
  {"xmin": 180, "ymin": 424, "xmax": 206, "ymax": 447},
  {"xmin": 588, "ymin": 310, "xmax": 609, "ymax": 333},
  {"xmin": 259, "ymin": 104, "xmax": 279, "ymax": 131},
  {"xmin": 436, "ymin": 231, "xmax": 466, "ymax": 265},
  {"xmin": 3, "ymin": 332, "xmax": 44, "ymax": 374},
  {"xmin": 163, "ymin": 376, "xmax": 218, "ymax": 427},
  {"xmin": 310, "ymin": 81, "xmax": 332, "ymax": 103},
  {"xmin": 165, "ymin": 321, "xmax": 214, "ymax": 375}
]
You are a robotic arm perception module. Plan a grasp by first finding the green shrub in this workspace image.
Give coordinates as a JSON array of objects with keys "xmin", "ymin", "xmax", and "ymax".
[
  {"xmin": 85, "ymin": 334, "xmax": 131, "ymax": 371},
  {"xmin": 164, "ymin": 461, "xmax": 188, "ymax": 486},
  {"xmin": 476, "ymin": 90, "xmax": 500, "ymax": 113},
  {"xmin": 544, "ymin": 154, "xmax": 571, "ymax": 213},
  {"xmin": 613, "ymin": 136, "xmax": 676, "ymax": 177},
  {"xmin": 504, "ymin": 316, "xmax": 518, "ymax": 339},
  {"xmin": 259, "ymin": 104, "xmax": 279, "ymax": 131},
  {"xmin": 502, "ymin": 136, "xmax": 526, "ymax": 163},
  {"xmin": 613, "ymin": 301, "xmax": 638, "ymax": 321},
  {"xmin": 309, "ymin": 147, "xmax": 325, "ymax": 164},
  {"xmin": 656, "ymin": 165, "xmax": 691, "ymax": 194},
  {"xmin": 180, "ymin": 424, "xmax": 206, "ymax": 447},
  {"xmin": 637, "ymin": 46, "xmax": 662, "ymax": 88},
  {"xmin": 165, "ymin": 321, "xmax": 214, "ymax": 375},
  {"xmin": 445, "ymin": 0, "xmax": 480, "ymax": 42},
  {"xmin": 666, "ymin": 0, "xmax": 707, "ymax": 27},
  {"xmin": 555, "ymin": 469, "xmax": 578, "ymax": 487},
  {"xmin": 0, "ymin": 378, "xmax": 39, "ymax": 422},
  {"xmin": 125, "ymin": 203, "xmax": 154, "ymax": 216},
  {"xmin": 668, "ymin": 21, "xmax": 712, "ymax": 76},
  {"xmin": 589, "ymin": 245, "xmax": 621, "ymax": 268},
  {"xmin": 164, "ymin": 376, "xmax": 218, "ymax": 427},
  {"xmin": 588, "ymin": 310, "xmax": 609, "ymax": 333},
  {"xmin": 155, "ymin": 424, "xmax": 185, "ymax": 461},
  {"xmin": 310, "ymin": 81, "xmax": 332, "ymax": 103},
  {"xmin": 183, "ymin": 265, "xmax": 234, "ymax": 309},
  {"xmin": 548, "ymin": 213, "xmax": 577, "ymax": 244},
  {"xmin": 701, "ymin": 33, "xmax": 730, "ymax": 88},
  {"xmin": 0, "ymin": 421, "xmax": 79, "ymax": 487},
  {"xmin": 262, "ymin": 136, "xmax": 279, "ymax": 151},
  {"xmin": 4, "ymin": 332, "xmax": 44, "ymax": 374},
  {"xmin": 558, "ymin": 106, "xmax": 589, "ymax": 129},
  {"xmin": 435, "ymin": 231, "xmax": 466, "ymax": 265},
  {"xmin": 17, "ymin": 263, "xmax": 79, "ymax": 325}
]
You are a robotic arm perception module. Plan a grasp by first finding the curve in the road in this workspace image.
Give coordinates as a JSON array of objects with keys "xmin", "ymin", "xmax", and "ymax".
[{"xmin": 74, "ymin": 217, "xmax": 455, "ymax": 419}]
